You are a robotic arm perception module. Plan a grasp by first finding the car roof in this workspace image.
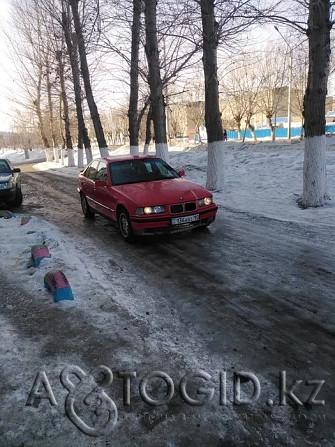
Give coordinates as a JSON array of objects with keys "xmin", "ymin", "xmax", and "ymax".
[{"xmin": 101, "ymin": 155, "xmax": 158, "ymax": 163}]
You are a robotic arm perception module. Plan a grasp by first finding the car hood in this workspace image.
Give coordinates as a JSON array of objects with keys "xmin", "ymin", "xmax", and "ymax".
[
  {"xmin": 115, "ymin": 178, "xmax": 210, "ymax": 205},
  {"xmin": 0, "ymin": 174, "xmax": 12, "ymax": 182}
]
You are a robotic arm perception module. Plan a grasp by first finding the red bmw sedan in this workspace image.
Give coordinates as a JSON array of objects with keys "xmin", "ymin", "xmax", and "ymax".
[{"xmin": 78, "ymin": 155, "xmax": 218, "ymax": 241}]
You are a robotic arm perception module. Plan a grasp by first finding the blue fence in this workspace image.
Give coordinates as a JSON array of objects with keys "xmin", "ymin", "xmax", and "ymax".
[{"xmin": 226, "ymin": 125, "xmax": 335, "ymax": 140}]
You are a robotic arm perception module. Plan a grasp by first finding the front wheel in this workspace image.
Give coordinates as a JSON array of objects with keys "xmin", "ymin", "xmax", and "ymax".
[
  {"xmin": 9, "ymin": 188, "xmax": 23, "ymax": 207},
  {"xmin": 80, "ymin": 193, "xmax": 95, "ymax": 218},
  {"xmin": 118, "ymin": 208, "xmax": 135, "ymax": 242}
]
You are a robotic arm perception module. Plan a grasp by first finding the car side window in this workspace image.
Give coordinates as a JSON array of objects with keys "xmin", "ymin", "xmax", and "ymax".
[
  {"xmin": 96, "ymin": 162, "xmax": 108, "ymax": 182},
  {"xmin": 85, "ymin": 160, "xmax": 99, "ymax": 181}
]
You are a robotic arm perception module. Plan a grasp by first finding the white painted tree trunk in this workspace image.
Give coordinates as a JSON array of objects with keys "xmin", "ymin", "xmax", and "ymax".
[
  {"xmin": 67, "ymin": 148, "xmax": 76, "ymax": 167},
  {"xmin": 24, "ymin": 149, "xmax": 30, "ymax": 159},
  {"xmin": 155, "ymin": 142, "xmax": 169, "ymax": 162},
  {"xmin": 85, "ymin": 147, "xmax": 93, "ymax": 164},
  {"xmin": 61, "ymin": 148, "xmax": 65, "ymax": 165},
  {"xmin": 206, "ymin": 141, "xmax": 224, "ymax": 191},
  {"xmin": 44, "ymin": 148, "xmax": 53, "ymax": 162},
  {"xmin": 130, "ymin": 145, "xmax": 139, "ymax": 155},
  {"xmin": 99, "ymin": 147, "xmax": 109, "ymax": 157},
  {"xmin": 78, "ymin": 148, "xmax": 84, "ymax": 168},
  {"xmin": 53, "ymin": 147, "xmax": 59, "ymax": 163},
  {"xmin": 143, "ymin": 144, "xmax": 149, "ymax": 155},
  {"xmin": 302, "ymin": 135, "xmax": 327, "ymax": 207}
]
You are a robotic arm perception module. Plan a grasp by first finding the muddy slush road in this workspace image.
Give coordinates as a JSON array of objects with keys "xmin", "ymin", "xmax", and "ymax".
[{"xmin": 0, "ymin": 165, "xmax": 334, "ymax": 446}]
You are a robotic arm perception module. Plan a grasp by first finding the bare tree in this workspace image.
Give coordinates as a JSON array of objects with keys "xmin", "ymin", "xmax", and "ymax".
[
  {"xmin": 200, "ymin": 0, "xmax": 224, "ymax": 190},
  {"xmin": 226, "ymin": 83, "xmax": 246, "ymax": 140},
  {"xmin": 102, "ymin": 107, "xmax": 128, "ymax": 145},
  {"xmin": 292, "ymin": 45, "xmax": 308, "ymax": 138},
  {"xmin": 56, "ymin": 49, "xmax": 76, "ymax": 166},
  {"xmin": 143, "ymin": 105, "xmax": 153, "ymax": 154},
  {"xmin": 100, "ymin": 0, "xmax": 200, "ymax": 155},
  {"xmin": 128, "ymin": 0, "xmax": 142, "ymax": 154},
  {"xmin": 61, "ymin": 4, "xmax": 92, "ymax": 166},
  {"xmin": 169, "ymin": 104, "xmax": 186, "ymax": 140},
  {"xmin": 301, "ymin": 0, "xmax": 331, "ymax": 207},
  {"xmin": 144, "ymin": 0, "xmax": 168, "ymax": 161},
  {"xmin": 16, "ymin": 1, "xmax": 55, "ymax": 160},
  {"xmin": 257, "ymin": 47, "xmax": 286, "ymax": 141},
  {"xmin": 45, "ymin": 54, "xmax": 59, "ymax": 161},
  {"xmin": 69, "ymin": 0, "xmax": 108, "ymax": 157}
]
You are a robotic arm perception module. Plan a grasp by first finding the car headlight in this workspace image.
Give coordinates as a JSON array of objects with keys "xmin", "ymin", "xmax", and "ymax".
[
  {"xmin": 198, "ymin": 197, "xmax": 212, "ymax": 206},
  {"xmin": 135, "ymin": 205, "xmax": 166, "ymax": 215},
  {"xmin": 0, "ymin": 181, "xmax": 13, "ymax": 190}
]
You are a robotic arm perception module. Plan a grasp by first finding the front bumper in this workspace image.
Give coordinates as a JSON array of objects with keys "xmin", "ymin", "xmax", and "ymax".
[{"xmin": 130, "ymin": 206, "xmax": 218, "ymax": 236}]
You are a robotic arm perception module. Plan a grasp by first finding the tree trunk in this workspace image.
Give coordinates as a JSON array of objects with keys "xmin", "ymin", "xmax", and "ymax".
[
  {"xmin": 72, "ymin": 32, "xmax": 92, "ymax": 164},
  {"xmin": 236, "ymin": 121, "xmax": 241, "ymax": 140},
  {"xmin": 144, "ymin": 0, "xmax": 168, "ymax": 161},
  {"xmin": 300, "ymin": 117, "xmax": 304, "ymax": 139},
  {"xmin": 128, "ymin": 0, "xmax": 141, "ymax": 155},
  {"xmin": 301, "ymin": 0, "xmax": 330, "ymax": 207},
  {"xmin": 143, "ymin": 105, "xmax": 152, "ymax": 154},
  {"xmin": 69, "ymin": 0, "xmax": 108, "ymax": 157},
  {"xmin": 59, "ymin": 92, "xmax": 66, "ymax": 165},
  {"xmin": 62, "ymin": 10, "xmax": 92, "ymax": 167},
  {"xmin": 267, "ymin": 115, "xmax": 275, "ymax": 141},
  {"xmin": 56, "ymin": 50, "xmax": 75, "ymax": 167},
  {"xmin": 45, "ymin": 57, "xmax": 58, "ymax": 162},
  {"xmin": 249, "ymin": 123, "xmax": 257, "ymax": 142},
  {"xmin": 200, "ymin": 0, "xmax": 224, "ymax": 190},
  {"xmin": 34, "ymin": 68, "xmax": 52, "ymax": 161},
  {"xmin": 197, "ymin": 126, "xmax": 203, "ymax": 143}
]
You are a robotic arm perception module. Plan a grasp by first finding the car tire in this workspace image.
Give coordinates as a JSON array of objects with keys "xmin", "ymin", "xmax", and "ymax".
[
  {"xmin": 118, "ymin": 207, "xmax": 135, "ymax": 242},
  {"xmin": 80, "ymin": 193, "xmax": 95, "ymax": 218},
  {"xmin": 10, "ymin": 187, "xmax": 23, "ymax": 207}
]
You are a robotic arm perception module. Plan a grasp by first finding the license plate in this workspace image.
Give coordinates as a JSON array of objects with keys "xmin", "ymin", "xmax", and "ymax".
[{"xmin": 171, "ymin": 214, "xmax": 199, "ymax": 225}]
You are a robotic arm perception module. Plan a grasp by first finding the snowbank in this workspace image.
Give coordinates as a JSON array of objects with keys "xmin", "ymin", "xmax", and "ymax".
[{"xmin": 3, "ymin": 140, "xmax": 335, "ymax": 228}]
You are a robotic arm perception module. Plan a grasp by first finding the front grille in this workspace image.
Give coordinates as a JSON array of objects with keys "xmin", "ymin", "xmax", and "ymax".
[
  {"xmin": 170, "ymin": 202, "xmax": 197, "ymax": 214},
  {"xmin": 170, "ymin": 204, "xmax": 183, "ymax": 213},
  {"xmin": 185, "ymin": 202, "xmax": 196, "ymax": 212}
]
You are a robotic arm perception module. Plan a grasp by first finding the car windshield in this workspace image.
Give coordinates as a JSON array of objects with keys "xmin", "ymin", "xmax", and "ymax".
[
  {"xmin": 110, "ymin": 158, "xmax": 180, "ymax": 186},
  {"xmin": 0, "ymin": 160, "xmax": 11, "ymax": 174}
]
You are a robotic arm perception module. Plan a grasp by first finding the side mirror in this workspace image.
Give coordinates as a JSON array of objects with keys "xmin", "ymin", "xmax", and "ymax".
[
  {"xmin": 13, "ymin": 168, "xmax": 21, "ymax": 173},
  {"xmin": 177, "ymin": 169, "xmax": 185, "ymax": 177},
  {"xmin": 95, "ymin": 179, "xmax": 107, "ymax": 187}
]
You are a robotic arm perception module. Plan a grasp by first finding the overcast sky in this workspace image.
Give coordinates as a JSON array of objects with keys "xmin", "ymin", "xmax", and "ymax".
[{"xmin": 0, "ymin": 0, "xmax": 14, "ymax": 132}]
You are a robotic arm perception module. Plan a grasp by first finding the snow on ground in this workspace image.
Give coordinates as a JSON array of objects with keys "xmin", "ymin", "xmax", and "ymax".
[
  {"xmin": 1, "ymin": 139, "xmax": 334, "ymax": 308},
  {"xmin": 17, "ymin": 137, "xmax": 335, "ymax": 228},
  {"xmin": 0, "ymin": 140, "xmax": 333, "ymax": 443},
  {"xmin": 0, "ymin": 147, "xmax": 45, "ymax": 164}
]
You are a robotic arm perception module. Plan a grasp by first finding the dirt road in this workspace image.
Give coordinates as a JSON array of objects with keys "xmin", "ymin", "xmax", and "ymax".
[{"xmin": 0, "ymin": 166, "xmax": 334, "ymax": 446}]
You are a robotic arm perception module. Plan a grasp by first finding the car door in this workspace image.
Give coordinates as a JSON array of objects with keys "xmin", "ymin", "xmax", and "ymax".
[
  {"xmin": 93, "ymin": 161, "xmax": 113, "ymax": 217},
  {"xmin": 101, "ymin": 162, "xmax": 118, "ymax": 221},
  {"xmin": 81, "ymin": 160, "xmax": 99, "ymax": 210}
]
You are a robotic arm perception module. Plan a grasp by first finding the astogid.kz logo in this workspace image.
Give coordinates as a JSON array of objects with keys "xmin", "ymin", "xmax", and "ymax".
[
  {"xmin": 25, "ymin": 366, "xmax": 325, "ymax": 437},
  {"xmin": 26, "ymin": 365, "xmax": 118, "ymax": 437}
]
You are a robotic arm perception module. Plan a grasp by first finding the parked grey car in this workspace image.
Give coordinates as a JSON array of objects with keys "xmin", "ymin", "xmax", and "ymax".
[{"xmin": 0, "ymin": 158, "xmax": 23, "ymax": 207}]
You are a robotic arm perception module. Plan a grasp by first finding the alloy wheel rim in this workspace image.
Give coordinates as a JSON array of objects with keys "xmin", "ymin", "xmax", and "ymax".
[{"xmin": 120, "ymin": 214, "xmax": 129, "ymax": 237}]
